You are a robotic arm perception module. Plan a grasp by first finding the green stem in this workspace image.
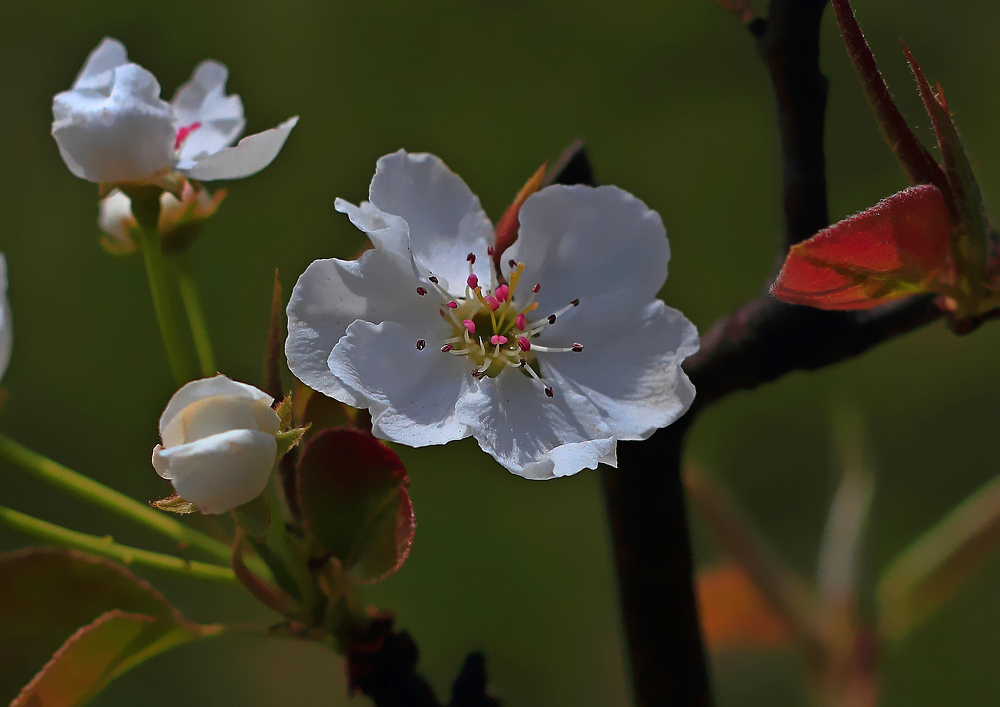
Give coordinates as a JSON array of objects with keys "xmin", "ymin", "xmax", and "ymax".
[
  {"xmin": 0, "ymin": 505, "xmax": 235, "ymax": 583},
  {"xmin": 175, "ymin": 253, "xmax": 217, "ymax": 378},
  {"xmin": 0, "ymin": 433, "xmax": 231, "ymax": 565},
  {"xmin": 133, "ymin": 205, "xmax": 192, "ymax": 387}
]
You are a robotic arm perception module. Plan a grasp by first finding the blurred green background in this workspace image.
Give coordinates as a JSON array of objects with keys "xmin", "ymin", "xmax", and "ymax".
[{"xmin": 2, "ymin": 0, "xmax": 1000, "ymax": 704}]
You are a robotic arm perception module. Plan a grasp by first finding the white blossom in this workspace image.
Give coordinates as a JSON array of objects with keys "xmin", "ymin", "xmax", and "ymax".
[
  {"xmin": 286, "ymin": 151, "xmax": 699, "ymax": 479},
  {"xmin": 53, "ymin": 38, "xmax": 297, "ymax": 185},
  {"xmin": 0, "ymin": 254, "xmax": 11, "ymax": 382},
  {"xmin": 152, "ymin": 374, "xmax": 281, "ymax": 514}
]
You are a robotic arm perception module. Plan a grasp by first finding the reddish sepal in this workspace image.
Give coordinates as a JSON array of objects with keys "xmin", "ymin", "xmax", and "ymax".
[{"xmin": 770, "ymin": 185, "xmax": 951, "ymax": 309}]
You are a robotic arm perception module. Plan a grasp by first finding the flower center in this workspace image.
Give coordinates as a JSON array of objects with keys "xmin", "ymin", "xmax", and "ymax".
[
  {"xmin": 414, "ymin": 252, "xmax": 583, "ymax": 397},
  {"xmin": 174, "ymin": 122, "xmax": 202, "ymax": 151}
]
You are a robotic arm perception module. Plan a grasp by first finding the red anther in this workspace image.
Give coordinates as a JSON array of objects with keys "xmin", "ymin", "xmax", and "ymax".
[
  {"xmin": 441, "ymin": 344, "xmax": 453, "ymax": 352},
  {"xmin": 547, "ymin": 314, "xmax": 557, "ymax": 324},
  {"xmin": 416, "ymin": 340, "xmax": 426, "ymax": 350},
  {"xmin": 571, "ymin": 343, "xmax": 584, "ymax": 352},
  {"xmin": 467, "ymin": 274, "xmax": 479, "ymax": 289},
  {"xmin": 462, "ymin": 319, "xmax": 476, "ymax": 334},
  {"xmin": 174, "ymin": 122, "xmax": 202, "ymax": 150},
  {"xmin": 508, "ymin": 259, "xmax": 517, "ymax": 269},
  {"xmin": 447, "ymin": 301, "xmax": 459, "ymax": 309},
  {"xmin": 487, "ymin": 246, "xmax": 495, "ymax": 256},
  {"xmin": 532, "ymin": 283, "xmax": 540, "ymax": 293},
  {"xmin": 518, "ymin": 358, "xmax": 527, "ymax": 367},
  {"xmin": 517, "ymin": 337, "xmax": 530, "ymax": 352},
  {"xmin": 429, "ymin": 276, "xmax": 439, "ymax": 284},
  {"xmin": 467, "ymin": 253, "xmax": 476, "ymax": 264},
  {"xmin": 484, "ymin": 296, "xmax": 500, "ymax": 311},
  {"xmin": 472, "ymin": 368, "xmax": 483, "ymax": 378},
  {"xmin": 490, "ymin": 334, "xmax": 508, "ymax": 345},
  {"xmin": 496, "ymin": 284, "xmax": 509, "ymax": 302},
  {"xmin": 416, "ymin": 287, "xmax": 427, "ymax": 296},
  {"xmin": 544, "ymin": 386, "xmax": 554, "ymax": 397},
  {"xmin": 516, "ymin": 313, "xmax": 527, "ymax": 330},
  {"xmin": 571, "ymin": 298, "xmax": 580, "ymax": 306}
]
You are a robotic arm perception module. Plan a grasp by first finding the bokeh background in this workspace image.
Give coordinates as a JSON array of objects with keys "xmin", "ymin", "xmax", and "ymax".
[{"xmin": 2, "ymin": 0, "xmax": 1000, "ymax": 704}]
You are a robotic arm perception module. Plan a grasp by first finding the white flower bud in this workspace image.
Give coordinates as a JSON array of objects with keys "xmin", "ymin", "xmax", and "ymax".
[{"xmin": 152, "ymin": 374, "xmax": 281, "ymax": 514}]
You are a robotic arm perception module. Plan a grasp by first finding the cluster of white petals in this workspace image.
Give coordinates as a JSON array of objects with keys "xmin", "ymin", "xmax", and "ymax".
[
  {"xmin": 52, "ymin": 38, "xmax": 297, "ymax": 185},
  {"xmin": 152, "ymin": 375, "xmax": 281, "ymax": 514},
  {"xmin": 0, "ymin": 254, "xmax": 10, "ymax": 382},
  {"xmin": 286, "ymin": 151, "xmax": 699, "ymax": 479}
]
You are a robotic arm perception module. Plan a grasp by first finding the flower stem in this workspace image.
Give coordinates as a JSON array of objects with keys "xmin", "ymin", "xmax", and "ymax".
[
  {"xmin": 0, "ymin": 505, "xmax": 235, "ymax": 583},
  {"xmin": 0, "ymin": 433, "xmax": 231, "ymax": 565},
  {"xmin": 175, "ymin": 253, "xmax": 217, "ymax": 378},
  {"xmin": 131, "ymin": 193, "xmax": 192, "ymax": 387}
]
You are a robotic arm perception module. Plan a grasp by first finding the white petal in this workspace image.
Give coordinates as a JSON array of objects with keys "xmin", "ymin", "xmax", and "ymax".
[
  {"xmin": 171, "ymin": 60, "xmax": 246, "ymax": 168},
  {"xmin": 155, "ymin": 429, "xmax": 277, "ymax": 514},
  {"xmin": 98, "ymin": 189, "xmax": 136, "ymax": 245},
  {"xmin": 52, "ymin": 63, "xmax": 175, "ymax": 183},
  {"xmin": 0, "ymin": 254, "xmax": 11, "ymax": 381},
  {"xmin": 368, "ymin": 150, "xmax": 495, "ymax": 292},
  {"xmin": 160, "ymin": 395, "xmax": 261, "ymax": 448},
  {"xmin": 327, "ymin": 320, "xmax": 470, "ymax": 446},
  {"xmin": 334, "ymin": 198, "xmax": 412, "ymax": 263},
  {"xmin": 71, "ymin": 38, "xmax": 129, "ymax": 91},
  {"xmin": 506, "ymin": 185, "xmax": 670, "ymax": 319},
  {"xmin": 285, "ymin": 248, "xmax": 434, "ymax": 406},
  {"xmin": 541, "ymin": 300, "xmax": 699, "ymax": 441},
  {"xmin": 159, "ymin": 374, "xmax": 273, "ymax": 437},
  {"xmin": 182, "ymin": 116, "xmax": 297, "ymax": 181},
  {"xmin": 455, "ymin": 370, "xmax": 614, "ymax": 479}
]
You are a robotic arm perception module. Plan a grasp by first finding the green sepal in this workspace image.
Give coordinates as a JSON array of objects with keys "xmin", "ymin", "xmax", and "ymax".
[
  {"xmin": 230, "ymin": 494, "xmax": 271, "ymax": 543},
  {"xmin": 149, "ymin": 494, "xmax": 199, "ymax": 515}
]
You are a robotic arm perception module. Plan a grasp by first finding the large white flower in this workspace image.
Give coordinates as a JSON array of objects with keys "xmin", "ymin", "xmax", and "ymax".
[
  {"xmin": 52, "ymin": 37, "xmax": 297, "ymax": 185},
  {"xmin": 285, "ymin": 151, "xmax": 699, "ymax": 479},
  {"xmin": 152, "ymin": 375, "xmax": 281, "ymax": 514}
]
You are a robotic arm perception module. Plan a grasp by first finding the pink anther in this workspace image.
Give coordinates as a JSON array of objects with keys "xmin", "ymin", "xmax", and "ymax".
[
  {"xmin": 174, "ymin": 122, "xmax": 202, "ymax": 150},
  {"xmin": 516, "ymin": 313, "xmax": 527, "ymax": 331},
  {"xmin": 467, "ymin": 274, "xmax": 479, "ymax": 289},
  {"xmin": 490, "ymin": 335, "xmax": 508, "ymax": 346},
  {"xmin": 532, "ymin": 283, "xmax": 541, "ymax": 294},
  {"xmin": 447, "ymin": 301, "xmax": 458, "ymax": 309},
  {"xmin": 496, "ymin": 284, "xmax": 509, "ymax": 302},
  {"xmin": 484, "ymin": 296, "xmax": 500, "ymax": 311},
  {"xmin": 462, "ymin": 319, "xmax": 476, "ymax": 334},
  {"xmin": 517, "ymin": 337, "xmax": 530, "ymax": 352}
]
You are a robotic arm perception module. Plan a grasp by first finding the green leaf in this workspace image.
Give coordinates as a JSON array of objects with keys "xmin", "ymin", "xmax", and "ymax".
[
  {"xmin": 296, "ymin": 428, "xmax": 414, "ymax": 583},
  {"xmin": 0, "ymin": 547, "xmax": 220, "ymax": 706},
  {"xmin": 878, "ymin": 471, "xmax": 1000, "ymax": 641}
]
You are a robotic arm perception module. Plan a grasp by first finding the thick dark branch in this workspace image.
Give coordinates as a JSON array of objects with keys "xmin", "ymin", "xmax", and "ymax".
[
  {"xmin": 687, "ymin": 294, "xmax": 941, "ymax": 412},
  {"xmin": 753, "ymin": 0, "xmax": 830, "ymax": 250}
]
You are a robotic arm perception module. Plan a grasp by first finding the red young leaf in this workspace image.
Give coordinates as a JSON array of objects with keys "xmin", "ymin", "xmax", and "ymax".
[
  {"xmin": 296, "ymin": 428, "xmax": 414, "ymax": 583},
  {"xmin": 0, "ymin": 548, "xmax": 218, "ymax": 707},
  {"xmin": 830, "ymin": 0, "xmax": 948, "ymax": 194},
  {"xmin": 493, "ymin": 162, "xmax": 547, "ymax": 270},
  {"xmin": 770, "ymin": 185, "xmax": 951, "ymax": 309}
]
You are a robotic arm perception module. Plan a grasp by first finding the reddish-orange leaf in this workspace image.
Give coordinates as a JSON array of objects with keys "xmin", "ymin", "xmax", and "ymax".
[
  {"xmin": 697, "ymin": 562, "xmax": 792, "ymax": 651},
  {"xmin": 770, "ymin": 184, "xmax": 951, "ymax": 309}
]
